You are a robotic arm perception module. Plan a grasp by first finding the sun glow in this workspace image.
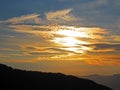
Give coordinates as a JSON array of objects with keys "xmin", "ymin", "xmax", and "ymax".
[
  {"xmin": 53, "ymin": 37, "xmax": 89, "ymax": 47},
  {"xmin": 55, "ymin": 29, "xmax": 90, "ymax": 38},
  {"xmin": 51, "ymin": 26, "xmax": 95, "ymax": 53}
]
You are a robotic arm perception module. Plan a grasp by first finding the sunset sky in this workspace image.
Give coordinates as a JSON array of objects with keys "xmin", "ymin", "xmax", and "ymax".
[{"xmin": 0, "ymin": 0, "xmax": 120, "ymax": 76}]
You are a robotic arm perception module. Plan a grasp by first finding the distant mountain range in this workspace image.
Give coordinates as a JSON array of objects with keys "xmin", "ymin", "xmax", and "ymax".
[
  {"xmin": 0, "ymin": 64, "xmax": 112, "ymax": 90},
  {"xmin": 81, "ymin": 74, "xmax": 120, "ymax": 90}
]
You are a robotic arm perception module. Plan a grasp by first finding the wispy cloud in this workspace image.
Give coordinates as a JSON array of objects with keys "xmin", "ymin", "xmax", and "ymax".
[
  {"xmin": 112, "ymin": 36, "xmax": 120, "ymax": 42},
  {"xmin": 45, "ymin": 8, "xmax": 78, "ymax": 23},
  {"xmin": 0, "ymin": 8, "xmax": 79, "ymax": 25},
  {"xmin": 9, "ymin": 24, "xmax": 118, "ymax": 53},
  {"xmin": 9, "ymin": 25, "xmax": 55, "ymax": 39},
  {"xmin": 0, "ymin": 13, "xmax": 41, "ymax": 24},
  {"xmin": 85, "ymin": 54, "xmax": 120, "ymax": 66}
]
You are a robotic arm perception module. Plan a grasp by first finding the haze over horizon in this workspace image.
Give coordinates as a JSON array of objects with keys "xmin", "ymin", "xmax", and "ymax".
[{"xmin": 0, "ymin": 0, "xmax": 120, "ymax": 76}]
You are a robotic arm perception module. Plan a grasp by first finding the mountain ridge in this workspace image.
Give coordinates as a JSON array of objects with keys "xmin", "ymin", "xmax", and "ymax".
[
  {"xmin": 0, "ymin": 64, "xmax": 112, "ymax": 90},
  {"xmin": 81, "ymin": 74, "xmax": 120, "ymax": 90}
]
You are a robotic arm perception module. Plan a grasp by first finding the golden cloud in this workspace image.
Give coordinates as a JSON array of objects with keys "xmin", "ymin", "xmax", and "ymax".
[{"xmin": 45, "ymin": 8, "xmax": 77, "ymax": 22}]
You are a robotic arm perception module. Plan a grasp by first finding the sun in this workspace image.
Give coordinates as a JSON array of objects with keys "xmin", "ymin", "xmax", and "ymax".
[
  {"xmin": 51, "ymin": 26, "xmax": 92, "ymax": 53},
  {"xmin": 54, "ymin": 28, "xmax": 90, "ymax": 38},
  {"xmin": 53, "ymin": 37, "xmax": 89, "ymax": 47}
]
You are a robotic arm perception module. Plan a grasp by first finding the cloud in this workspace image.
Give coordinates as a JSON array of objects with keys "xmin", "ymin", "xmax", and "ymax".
[
  {"xmin": 85, "ymin": 54, "xmax": 120, "ymax": 66},
  {"xmin": 0, "ymin": 14, "xmax": 120, "ymax": 65},
  {"xmin": 112, "ymin": 36, "xmax": 120, "ymax": 42},
  {"xmin": 45, "ymin": 8, "xmax": 77, "ymax": 23},
  {"xmin": 84, "ymin": 43, "xmax": 120, "ymax": 53},
  {"xmin": 94, "ymin": 44, "xmax": 120, "ymax": 51},
  {"xmin": 9, "ymin": 25, "xmax": 54, "ymax": 38},
  {"xmin": 25, "ymin": 46, "xmax": 37, "ymax": 50},
  {"xmin": 23, "ymin": 46, "xmax": 74, "ymax": 57},
  {"xmin": 0, "ymin": 8, "xmax": 78, "ymax": 25},
  {"xmin": 9, "ymin": 24, "xmax": 115, "ymax": 54},
  {"xmin": 86, "ymin": 59, "xmax": 120, "ymax": 66},
  {"xmin": 0, "ymin": 13, "xmax": 41, "ymax": 24}
]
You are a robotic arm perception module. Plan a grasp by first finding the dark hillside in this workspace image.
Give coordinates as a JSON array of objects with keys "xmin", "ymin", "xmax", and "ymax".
[{"xmin": 0, "ymin": 64, "xmax": 112, "ymax": 90}]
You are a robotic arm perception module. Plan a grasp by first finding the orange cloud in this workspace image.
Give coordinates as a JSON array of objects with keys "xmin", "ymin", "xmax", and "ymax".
[{"xmin": 83, "ymin": 54, "xmax": 120, "ymax": 66}]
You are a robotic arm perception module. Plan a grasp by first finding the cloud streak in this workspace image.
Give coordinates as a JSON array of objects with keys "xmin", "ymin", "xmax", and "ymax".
[
  {"xmin": 0, "ymin": 13, "xmax": 41, "ymax": 24},
  {"xmin": 45, "ymin": 8, "xmax": 77, "ymax": 23},
  {"xmin": 0, "ymin": 8, "xmax": 78, "ymax": 25}
]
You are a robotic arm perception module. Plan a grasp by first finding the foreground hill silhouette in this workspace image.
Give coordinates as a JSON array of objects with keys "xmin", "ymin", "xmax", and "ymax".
[{"xmin": 0, "ymin": 64, "xmax": 112, "ymax": 90}]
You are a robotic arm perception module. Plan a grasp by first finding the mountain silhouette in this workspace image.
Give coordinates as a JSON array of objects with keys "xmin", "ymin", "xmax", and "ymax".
[
  {"xmin": 0, "ymin": 64, "xmax": 112, "ymax": 90},
  {"xmin": 81, "ymin": 74, "xmax": 120, "ymax": 90}
]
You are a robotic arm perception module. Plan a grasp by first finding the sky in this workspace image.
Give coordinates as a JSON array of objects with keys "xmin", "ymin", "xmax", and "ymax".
[{"xmin": 0, "ymin": 0, "xmax": 120, "ymax": 76}]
